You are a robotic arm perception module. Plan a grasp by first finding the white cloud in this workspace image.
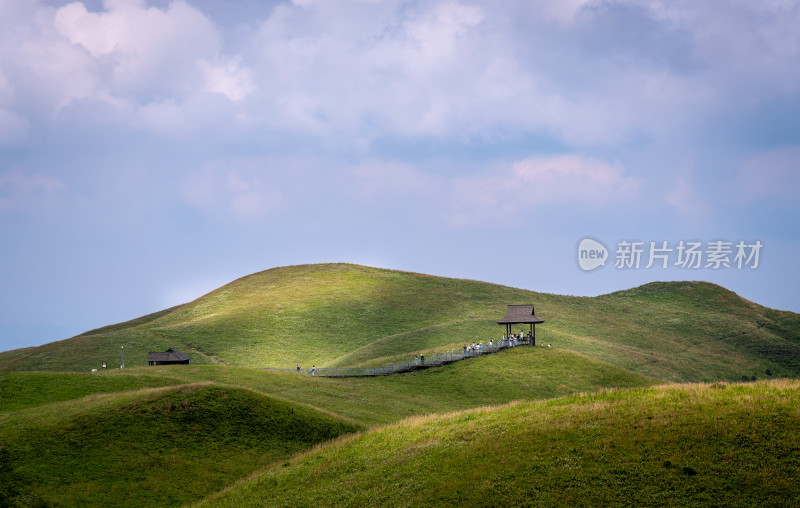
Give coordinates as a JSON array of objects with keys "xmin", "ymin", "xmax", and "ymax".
[
  {"xmin": 0, "ymin": 0, "xmax": 254, "ymax": 141},
  {"xmin": 399, "ymin": 2, "xmax": 485, "ymax": 69},
  {"xmin": 512, "ymin": 155, "xmax": 640, "ymax": 203},
  {"xmin": 3, "ymin": 0, "xmax": 799, "ymax": 148},
  {"xmin": 447, "ymin": 154, "xmax": 641, "ymax": 225},
  {"xmin": 249, "ymin": 1, "xmax": 500, "ymax": 137},
  {"xmin": 639, "ymin": 0, "xmax": 800, "ymax": 102},
  {"xmin": 345, "ymin": 153, "xmax": 642, "ymax": 228},
  {"xmin": 239, "ymin": 0, "xmax": 800, "ymax": 147},
  {"xmin": 52, "ymin": 0, "xmax": 257, "ymax": 104},
  {"xmin": 0, "ymin": 1, "xmax": 100, "ymax": 118},
  {"xmin": 199, "ymin": 57, "xmax": 254, "ymax": 102}
]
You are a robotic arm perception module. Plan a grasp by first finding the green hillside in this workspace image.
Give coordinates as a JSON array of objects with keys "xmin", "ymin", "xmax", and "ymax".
[
  {"xmin": 2, "ymin": 264, "xmax": 798, "ymax": 384},
  {"xmin": 0, "ymin": 383, "xmax": 360, "ymax": 507},
  {"xmin": 127, "ymin": 347, "xmax": 657, "ymax": 426},
  {"xmin": 0, "ymin": 347, "xmax": 654, "ymax": 505},
  {"xmin": 199, "ymin": 379, "xmax": 800, "ymax": 507},
  {"xmin": 0, "ymin": 371, "xmax": 182, "ymax": 413},
  {"xmin": 2, "ymin": 264, "xmax": 798, "ymax": 507}
]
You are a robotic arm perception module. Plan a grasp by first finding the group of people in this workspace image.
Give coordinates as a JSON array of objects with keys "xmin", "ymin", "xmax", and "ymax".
[
  {"xmin": 502, "ymin": 331, "xmax": 551, "ymax": 347},
  {"xmin": 504, "ymin": 330, "xmax": 530, "ymax": 342},
  {"xmin": 462, "ymin": 332, "xmax": 528, "ymax": 355},
  {"xmin": 297, "ymin": 364, "xmax": 316, "ymax": 375},
  {"xmin": 463, "ymin": 342, "xmax": 486, "ymax": 355}
]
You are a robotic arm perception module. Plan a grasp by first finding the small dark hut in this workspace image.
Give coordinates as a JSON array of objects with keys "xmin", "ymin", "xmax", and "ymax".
[
  {"xmin": 497, "ymin": 305, "xmax": 545, "ymax": 345},
  {"xmin": 147, "ymin": 348, "xmax": 191, "ymax": 366}
]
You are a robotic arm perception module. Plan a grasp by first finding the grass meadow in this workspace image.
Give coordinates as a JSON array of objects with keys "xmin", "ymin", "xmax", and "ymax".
[
  {"xmin": 200, "ymin": 379, "xmax": 800, "ymax": 507},
  {"xmin": 1, "ymin": 264, "xmax": 798, "ymax": 506}
]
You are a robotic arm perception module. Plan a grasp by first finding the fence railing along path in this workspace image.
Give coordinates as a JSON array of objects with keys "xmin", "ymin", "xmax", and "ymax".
[{"xmin": 263, "ymin": 337, "xmax": 539, "ymax": 378}]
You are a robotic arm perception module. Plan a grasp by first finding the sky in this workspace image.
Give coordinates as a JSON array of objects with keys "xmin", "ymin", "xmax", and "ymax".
[{"xmin": 1, "ymin": 0, "xmax": 799, "ymax": 352}]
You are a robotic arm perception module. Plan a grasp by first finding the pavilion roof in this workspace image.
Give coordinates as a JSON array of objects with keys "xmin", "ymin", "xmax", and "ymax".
[{"xmin": 496, "ymin": 305, "xmax": 545, "ymax": 325}]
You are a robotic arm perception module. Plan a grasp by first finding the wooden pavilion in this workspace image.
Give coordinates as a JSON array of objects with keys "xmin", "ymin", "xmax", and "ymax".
[
  {"xmin": 497, "ymin": 305, "xmax": 545, "ymax": 345},
  {"xmin": 147, "ymin": 348, "xmax": 191, "ymax": 366}
]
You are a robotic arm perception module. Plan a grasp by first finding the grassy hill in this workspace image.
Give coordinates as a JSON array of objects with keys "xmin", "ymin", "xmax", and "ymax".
[
  {"xmin": 0, "ymin": 382, "xmax": 360, "ymax": 507},
  {"xmin": 2, "ymin": 264, "xmax": 798, "ymax": 506},
  {"xmin": 198, "ymin": 379, "xmax": 800, "ymax": 507},
  {"xmin": 0, "ymin": 347, "xmax": 655, "ymax": 505},
  {"xmin": 1, "ymin": 264, "xmax": 798, "ymax": 384}
]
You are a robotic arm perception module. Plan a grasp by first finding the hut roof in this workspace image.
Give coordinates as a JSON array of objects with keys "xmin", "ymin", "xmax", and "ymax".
[
  {"xmin": 147, "ymin": 348, "xmax": 190, "ymax": 362},
  {"xmin": 496, "ymin": 305, "xmax": 545, "ymax": 325}
]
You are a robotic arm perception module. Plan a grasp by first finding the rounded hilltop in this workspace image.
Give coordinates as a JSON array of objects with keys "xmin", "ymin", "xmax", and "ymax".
[{"xmin": 1, "ymin": 263, "xmax": 797, "ymax": 384}]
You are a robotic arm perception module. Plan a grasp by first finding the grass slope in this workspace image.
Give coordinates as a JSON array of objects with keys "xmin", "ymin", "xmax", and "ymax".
[
  {"xmin": 0, "ymin": 384, "xmax": 360, "ymax": 507},
  {"xmin": 0, "ymin": 371, "xmax": 183, "ymax": 413},
  {"xmin": 199, "ymin": 379, "xmax": 800, "ymax": 508},
  {"xmin": 0, "ymin": 346, "xmax": 654, "ymax": 505},
  {"xmin": 1, "ymin": 264, "xmax": 798, "ymax": 385},
  {"xmin": 137, "ymin": 347, "xmax": 657, "ymax": 426}
]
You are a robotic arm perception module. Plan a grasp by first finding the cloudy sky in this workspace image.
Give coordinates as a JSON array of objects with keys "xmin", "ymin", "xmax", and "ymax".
[{"xmin": 2, "ymin": 0, "xmax": 799, "ymax": 351}]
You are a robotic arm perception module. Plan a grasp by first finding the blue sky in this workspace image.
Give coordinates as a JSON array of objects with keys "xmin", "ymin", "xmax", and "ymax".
[{"xmin": 1, "ymin": 0, "xmax": 799, "ymax": 352}]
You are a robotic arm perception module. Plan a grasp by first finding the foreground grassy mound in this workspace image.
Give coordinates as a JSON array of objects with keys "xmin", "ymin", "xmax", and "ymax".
[
  {"xmin": 0, "ymin": 371, "xmax": 183, "ymax": 413},
  {"xmin": 1, "ymin": 264, "xmax": 798, "ymax": 384},
  {"xmin": 200, "ymin": 379, "xmax": 800, "ymax": 507},
  {"xmin": 0, "ymin": 384, "xmax": 360, "ymax": 507}
]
